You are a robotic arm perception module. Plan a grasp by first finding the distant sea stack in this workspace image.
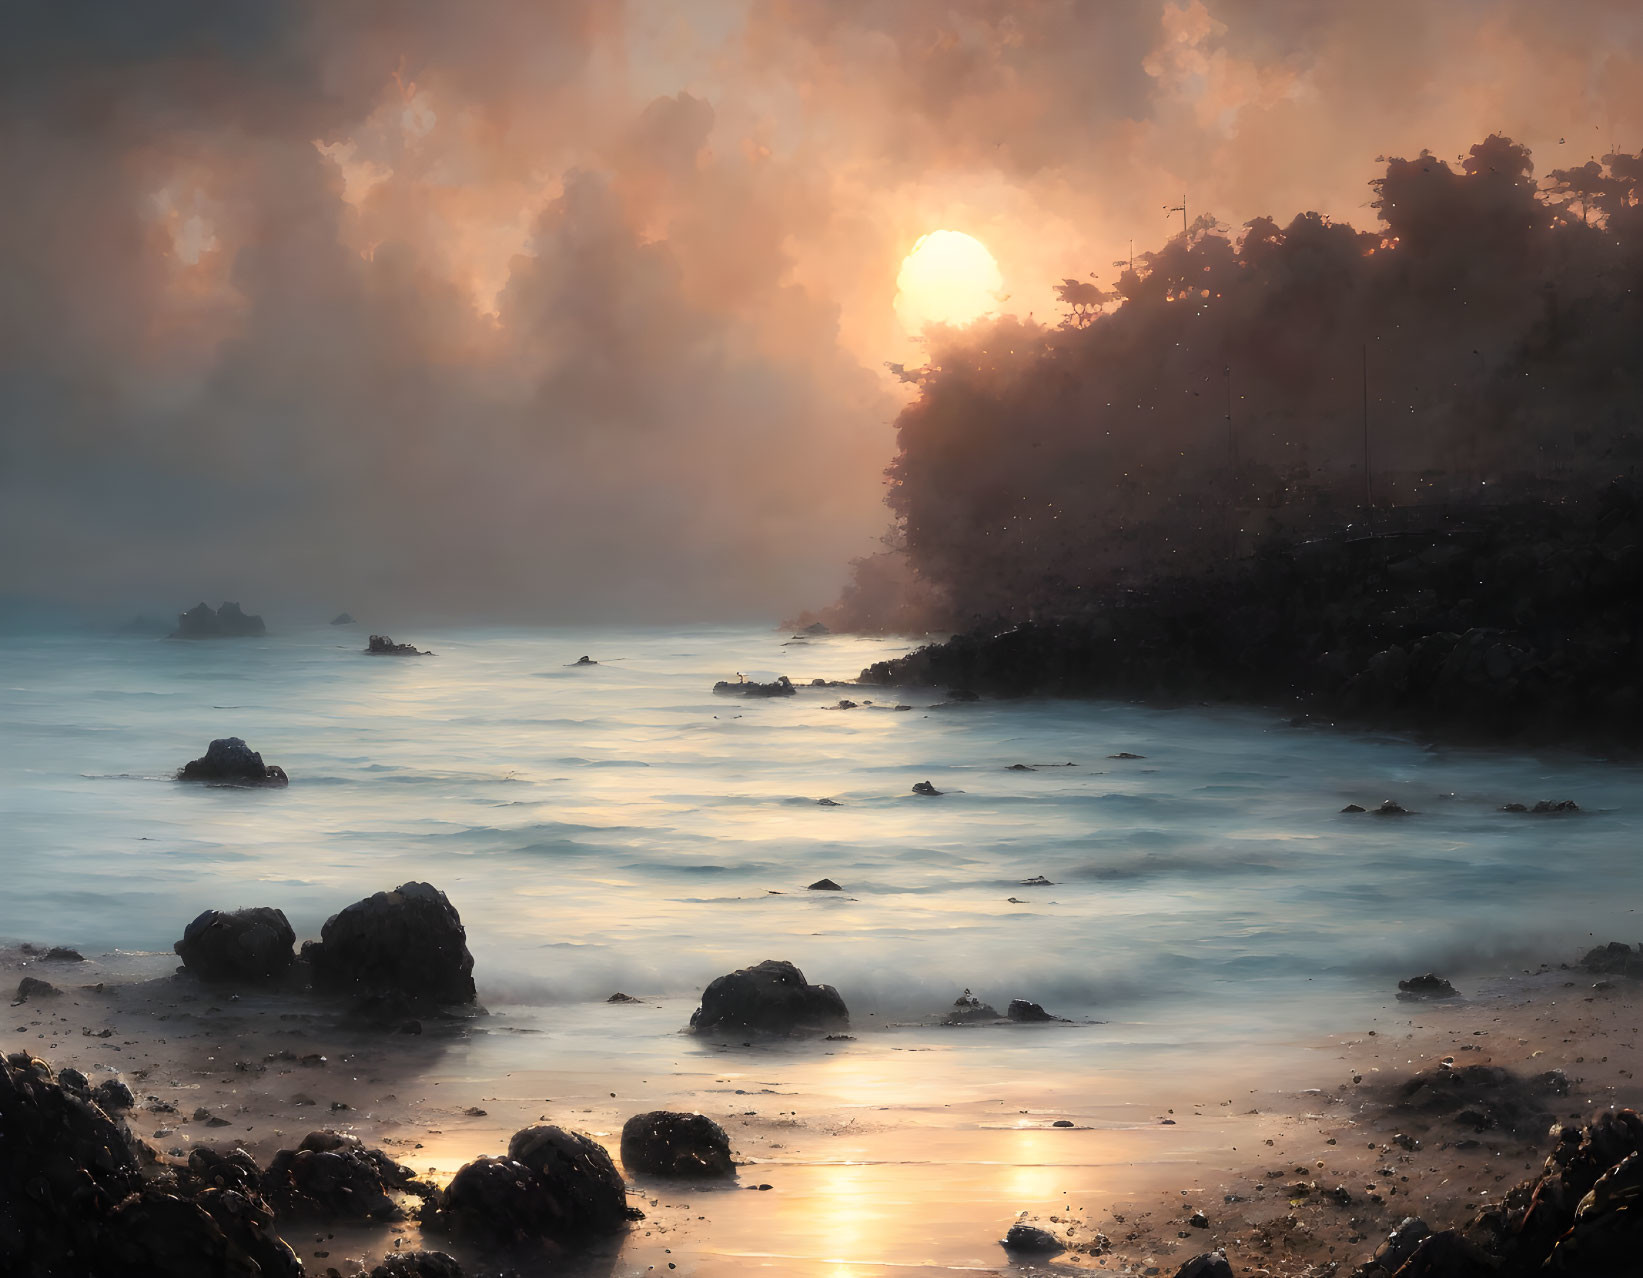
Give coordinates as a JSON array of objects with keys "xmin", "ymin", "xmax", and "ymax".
[
  {"xmin": 366, "ymin": 634, "xmax": 431, "ymax": 656},
  {"xmin": 171, "ymin": 601, "xmax": 266, "ymax": 638}
]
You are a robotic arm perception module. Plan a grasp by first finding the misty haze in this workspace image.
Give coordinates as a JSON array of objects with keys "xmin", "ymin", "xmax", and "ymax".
[{"xmin": 1, "ymin": 5, "xmax": 1640, "ymax": 1278}]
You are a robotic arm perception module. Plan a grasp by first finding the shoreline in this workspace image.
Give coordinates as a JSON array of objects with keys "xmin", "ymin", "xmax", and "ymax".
[{"xmin": 8, "ymin": 939, "xmax": 1640, "ymax": 1276}]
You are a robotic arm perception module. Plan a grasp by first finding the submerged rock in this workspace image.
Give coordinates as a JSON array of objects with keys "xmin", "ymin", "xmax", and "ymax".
[
  {"xmin": 171, "ymin": 601, "xmax": 266, "ymax": 639},
  {"xmin": 366, "ymin": 634, "xmax": 431, "ymax": 656},
  {"xmin": 572, "ymin": 654, "xmax": 597, "ymax": 665},
  {"xmin": 177, "ymin": 737, "xmax": 289, "ymax": 786},
  {"xmin": 620, "ymin": 1110, "xmax": 735, "ymax": 1179},
  {"xmin": 174, "ymin": 906, "xmax": 297, "ymax": 984},
  {"xmin": 1001, "ymin": 1223, "xmax": 1064, "ymax": 1254},
  {"xmin": 689, "ymin": 959, "xmax": 849, "ymax": 1036},
  {"xmin": 304, "ymin": 881, "xmax": 477, "ymax": 1008},
  {"xmin": 712, "ymin": 675, "xmax": 796, "ymax": 697},
  {"xmin": 1396, "ymin": 973, "xmax": 1458, "ymax": 1000}
]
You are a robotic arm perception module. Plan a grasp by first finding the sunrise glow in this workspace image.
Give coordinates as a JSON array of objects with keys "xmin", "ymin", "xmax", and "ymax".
[{"xmin": 894, "ymin": 229, "xmax": 1003, "ymax": 331}]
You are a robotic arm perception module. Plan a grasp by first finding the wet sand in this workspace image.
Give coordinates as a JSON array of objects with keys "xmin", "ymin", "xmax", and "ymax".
[{"xmin": 5, "ymin": 947, "xmax": 1639, "ymax": 1277}]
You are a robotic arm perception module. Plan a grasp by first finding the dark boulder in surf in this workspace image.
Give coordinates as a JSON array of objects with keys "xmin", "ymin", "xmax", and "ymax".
[
  {"xmin": 261, "ymin": 1129, "xmax": 426, "ymax": 1221},
  {"xmin": 366, "ymin": 634, "xmax": 431, "ymax": 656},
  {"xmin": 178, "ymin": 737, "xmax": 289, "ymax": 786},
  {"xmin": 946, "ymin": 989, "xmax": 1002, "ymax": 1024},
  {"xmin": 1001, "ymin": 1223, "xmax": 1064, "ymax": 1253},
  {"xmin": 174, "ymin": 906, "xmax": 297, "ymax": 984},
  {"xmin": 304, "ymin": 882, "xmax": 476, "ymax": 1009},
  {"xmin": 427, "ymin": 1126, "xmax": 628, "ymax": 1249},
  {"xmin": 620, "ymin": 1111, "xmax": 735, "ymax": 1179},
  {"xmin": 1579, "ymin": 941, "xmax": 1643, "ymax": 978},
  {"xmin": 712, "ymin": 675, "xmax": 796, "ymax": 697},
  {"xmin": 807, "ymin": 878, "xmax": 842, "ymax": 891},
  {"xmin": 171, "ymin": 601, "xmax": 266, "ymax": 639},
  {"xmin": 911, "ymin": 780, "xmax": 942, "ymax": 795},
  {"xmin": 572, "ymin": 655, "xmax": 597, "ymax": 665},
  {"xmin": 689, "ymin": 959, "xmax": 848, "ymax": 1037},
  {"xmin": 1396, "ymin": 973, "xmax": 1458, "ymax": 1000}
]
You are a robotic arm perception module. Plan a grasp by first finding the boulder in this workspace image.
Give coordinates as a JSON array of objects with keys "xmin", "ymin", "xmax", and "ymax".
[
  {"xmin": 1530, "ymin": 799, "xmax": 1580, "ymax": 813},
  {"xmin": 1579, "ymin": 941, "xmax": 1643, "ymax": 978},
  {"xmin": 93, "ymin": 1079, "xmax": 135, "ymax": 1113},
  {"xmin": 366, "ymin": 634, "xmax": 431, "ymax": 656},
  {"xmin": 1001, "ymin": 1223, "xmax": 1063, "ymax": 1253},
  {"xmin": 429, "ymin": 1126, "xmax": 627, "ymax": 1249},
  {"xmin": 100, "ymin": 1182, "xmax": 300, "ymax": 1278},
  {"xmin": 807, "ymin": 878, "xmax": 843, "ymax": 891},
  {"xmin": 572, "ymin": 655, "xmax": 597, "ymax": 665},
  {"xmin": 1007, "ymin": 998, "xmax": 1060, "ymax": 1023},
  {"xmin": 911, "ymin": 780, "xmax": 942, "ymax": 795},
  {"xmin": 44, "ymin": 947, "xmax": 84, "ymax": 961},
  {"xmin": 1396, "ymin": 973, "xmax": 1457, "ymax": 1000},
  {"xmin": 1341, "ymin": 803, "xmax": 1367, "ymax": 813},
  {"xmin": 177, "ymin": 737, "xmax": 289, "ymax": 786},
  {"xmin": 15, "ymin": 976, "xmax": 59, "ymax": 1002},
  {"xmin": 1373, "ymin": 799, "xmax": 1409, "ymax": 815},
  {"xmin": 171, "ymin": 601, "xmax": 266, "ymax": 639},
  {"xmin": 370, "ymin": 1252, "xmax": 464, "ymax": 1278},
  {"xmin": 620, "ymin": 1111, "xmax": 735, "ymax": 1179},
  {"xmin": 0, "ymin": 1051, "xmax": 142, "ymax": 1276},
  {"xmin": 689, "ymin": 959, "xmax": 849, "ymax": 1037},
  {"xmin": 174, "ymin": 907, "xmax": 297, "ymax": 984},
  {"xmin": 304, "ymin": 882, "xmax": 476, "ymax": 1008},
  {"xmin": 261, "ymin": 1130, "xmax": 425, "ymax": 1221}
]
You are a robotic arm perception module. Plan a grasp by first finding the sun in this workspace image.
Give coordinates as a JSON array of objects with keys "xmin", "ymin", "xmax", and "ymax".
[{"xmin": 894, "ymin": 229, "xmax": 1002, "ymax": 331}]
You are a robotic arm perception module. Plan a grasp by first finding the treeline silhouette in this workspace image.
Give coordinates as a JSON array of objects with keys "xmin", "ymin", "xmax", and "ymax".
[{"xmin": 823, "ymin": 135, "xmax": 1643, "ymax": 632}]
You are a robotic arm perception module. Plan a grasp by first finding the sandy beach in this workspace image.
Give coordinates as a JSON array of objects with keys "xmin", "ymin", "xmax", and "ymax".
[{"xmin": 8, "ymin": 938, "xmax": 1638, "ymax": 1277}]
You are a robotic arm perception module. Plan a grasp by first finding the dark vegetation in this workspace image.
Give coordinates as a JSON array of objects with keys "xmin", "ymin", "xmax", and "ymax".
[{"xmin": 826, "ymin": 136, "xmax": 1643, "ymax": 743}]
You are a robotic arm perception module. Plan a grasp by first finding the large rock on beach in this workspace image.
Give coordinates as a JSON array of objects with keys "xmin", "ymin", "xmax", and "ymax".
[
  {"xmin": 1173, "ymin": 1253, "xmax": 1235, "ymax": 1278},
  {"xmin": 174, "ymin": 906, "xmax": 297, "ymax": 984},
  {"xmin": 1001, "ymin": 1222, "xmax": 1064, "ymax": 1253},
  {"xmin": 1579, "ymin": 941, "xmax": 1643, "ymax": 978},
  {"xmin": 304, "ymin": 882, "xmax": 476, "ymax": 1008},
  {"xmin": 261, "ymin": 1129, "xmax": 425, "ymax": 1221},
  {"xmin": 178, "ymin": 737, "xmax": 289, "ymax": 786},
  {"xmin": 689, "ymin": 959, "xmax": 849, "ymax": 1036},
  {"xmin": 427, "ymin": 1125, "xmax": 628, "ymax": 1250},
  {"xmin": 620, "ymin": 1111, "xmax": 735, "ymax": 1179},
  {"xmin": 171, "ymin": 601, "xmax": 266, "ymax": 639},
  {"xmin": 0, "ymin": 1051, "xmax": 301, "ymax": 1278}
]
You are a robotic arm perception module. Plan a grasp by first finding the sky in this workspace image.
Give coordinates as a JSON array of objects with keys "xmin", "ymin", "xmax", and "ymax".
[{"xmin": 2, "ymin": 0, "xmax": 1640, "ymax": 623}]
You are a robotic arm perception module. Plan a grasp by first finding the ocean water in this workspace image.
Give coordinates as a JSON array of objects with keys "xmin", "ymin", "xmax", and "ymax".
[{"xmin": 1, "ymin": 621, "xmax": 1639, "ymax": 1053}]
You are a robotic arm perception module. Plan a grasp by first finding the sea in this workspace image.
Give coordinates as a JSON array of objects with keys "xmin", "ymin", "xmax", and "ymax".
[{"xmin": 3, "ymin": 620, "xmax": 1637, "ymax": 1037}]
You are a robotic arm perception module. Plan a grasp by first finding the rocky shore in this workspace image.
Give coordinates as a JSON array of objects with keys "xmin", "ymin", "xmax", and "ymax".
[
  {"xmin": 6, "ymin": 896, "xmax": 1642, "ymax": 1277},
  {"xmin": 858, "ymin": 486, "xmax": 1641, "ymax": 749}
]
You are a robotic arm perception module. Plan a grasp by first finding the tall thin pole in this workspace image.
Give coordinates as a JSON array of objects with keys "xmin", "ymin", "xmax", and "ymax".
[{"xmin": 1361, "ymin": 344, "xmax": 1372, "ymax": 510}]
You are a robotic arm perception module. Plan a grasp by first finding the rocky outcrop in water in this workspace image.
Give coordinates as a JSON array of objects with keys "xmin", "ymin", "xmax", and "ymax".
[
  {"xmin": 689, "ymin": 959, "xmax": 849, "ymax": 1036},
  {"xmin": 1396, "ymin": 973, "xmax": 1457, "ymax": 1000},
  {"xmin": 857, "ymin": 488, "xmax": 1641, "ymax": 748},
  {"xmin": 177, "ymin": 737, "xmax": 289, "ymax": 786},
  {"xmin": 174, "ymin": 906, "xmax": 297, "ymax": 984},
  {"xmin": 304, "ymin": 882, "xmax": 476, "ymax": 1009},
  {"xmin": 171, "ymin": 601, "xmax": 266, "ymax": 639},
  {"xmin": 620, "ymin": 1111, "xmax": 735, "ymax": 1179},
  {"xmin": 366, "ymin": 634, "xmax": 431, "ymax": 656},
  {"xmin": 1580, "ymin": 941, "xmax": 1643, "ymax": 978},
  {"xmin": 425, "ymin": 1125, "xmax": 630, "ymax": 1251},
  {"xmin": 712, "ymin": 674, "xmax": 796, "ymax": 697}
]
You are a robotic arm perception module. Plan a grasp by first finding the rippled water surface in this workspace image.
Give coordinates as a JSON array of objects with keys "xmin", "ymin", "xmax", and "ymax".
[{"xmin": 2, "ymin": 622, "xmax": 1638, "ymax": 1046}]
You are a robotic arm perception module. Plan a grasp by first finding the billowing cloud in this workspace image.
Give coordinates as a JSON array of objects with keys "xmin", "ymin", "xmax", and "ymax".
[{"xmin": 0, "ymin": 0, "xmax": 1637, "ymax": 621}]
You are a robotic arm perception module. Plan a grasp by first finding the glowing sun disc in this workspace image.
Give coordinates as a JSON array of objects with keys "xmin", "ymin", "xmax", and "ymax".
[{"xmin": 894, "ymin": 229, "xmax": 1002, "ymax": 331}]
